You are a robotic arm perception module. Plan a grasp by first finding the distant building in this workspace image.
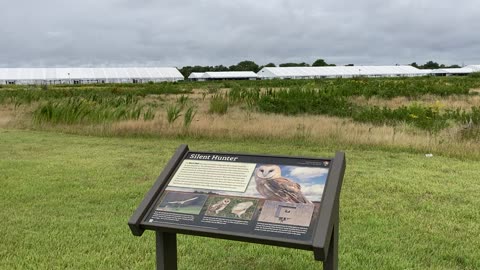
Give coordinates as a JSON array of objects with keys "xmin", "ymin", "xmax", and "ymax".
[
  {"xmin": 430, "ymin": 65, "xmax": 480, "ymax": 76},
  {"xmin": 195, "ymin": 71, "xmax": 257, "ymax": 81},
  {"xmin": 432, "ymin": 67, "xmax": 474, "ymax": 76},
  {"xmin": 466, "ymin": 65, "xmax": 480, "ymax": 71},
  {"xmin": 257, "ymin": 66, "xmax": 432, "ymax": 79},
  {"xmin": 187, "ymin": 72, "xmax": 205, "ymax": 81},
  {"xmin": 0, "ymin": 67, "xmax": 184, "ymax": 85}
]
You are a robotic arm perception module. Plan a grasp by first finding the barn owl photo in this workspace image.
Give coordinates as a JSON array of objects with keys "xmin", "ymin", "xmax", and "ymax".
[
  {"xmin": 209, "ymin": 198, "xmax": 231, "ymax": 214},
  {"xmin": 231, "ymin": 201, "xmax": 254, "ymax": 218},
  {"xmin": 255, "ymin": 165, "xmax": 311, "ymax": 203}
]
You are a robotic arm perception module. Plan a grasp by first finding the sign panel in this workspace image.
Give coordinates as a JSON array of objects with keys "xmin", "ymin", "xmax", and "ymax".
[{"xmin": 143, "ymin": 152, "xmax": 331, "ymax": 243}]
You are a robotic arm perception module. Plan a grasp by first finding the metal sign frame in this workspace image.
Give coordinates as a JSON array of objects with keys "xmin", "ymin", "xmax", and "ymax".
[{"xmin": 129, "ymin": 145, "xmax": 346, "ymax": 270}]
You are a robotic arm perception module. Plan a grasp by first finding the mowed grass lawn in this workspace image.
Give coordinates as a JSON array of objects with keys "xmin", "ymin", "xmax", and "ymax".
[{"xmin": 1, "ymin": 129, "xmax": 479, "ymax": 270}]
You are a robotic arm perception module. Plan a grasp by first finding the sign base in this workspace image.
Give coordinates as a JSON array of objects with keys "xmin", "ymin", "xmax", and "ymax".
[{"xmin": 156, "ymin": 232, "xmax": 177, "ymax": 270}]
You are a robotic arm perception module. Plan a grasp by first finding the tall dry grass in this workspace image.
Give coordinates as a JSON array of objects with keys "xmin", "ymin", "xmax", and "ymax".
[
  {"xmin": 0, "ymin": 105, "xmax": 25, "ymax": 128},
  {"xmin": 4, "ymin": 89, "xmax": 480, "ymax": 159},
  {"xmin": 104, "ymin": 105, "xmax": 480, "ymax": 159},
  {"xmin": 351, "ymin": 94, "xmax": 480, "ymax": 110}
]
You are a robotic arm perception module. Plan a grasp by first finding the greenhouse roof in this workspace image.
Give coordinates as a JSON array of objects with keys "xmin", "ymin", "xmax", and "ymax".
[
  {"xmin": 432, "ymin": 67, "xmax": 474, "ymax": 74},
  {"xmin": 465, "ymin": 65, "xmax": 480, "ymax": 72},
  {"xmin": 0, "ymin": 67, "xmax": 184, "ymax": 81},
  {"xmin": 202, "ymin": 71, "xmax": 257, "ymax": 79},
  {"xmin": 257, "ymin": 65, "xmax": 430, "ymax": 78},
  {"xmin": 188, "ymin": 72, "xmax": 205, "ymax": 79}
]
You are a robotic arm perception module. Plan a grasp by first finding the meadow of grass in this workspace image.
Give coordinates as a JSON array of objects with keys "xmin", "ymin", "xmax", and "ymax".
[
  {"xmin": 2, "ymin": 76, "xmax": 480, "ymax": 159},
  {"xmin": 1, "ymin": 129, "xmax": 479, "ymax": 269}
]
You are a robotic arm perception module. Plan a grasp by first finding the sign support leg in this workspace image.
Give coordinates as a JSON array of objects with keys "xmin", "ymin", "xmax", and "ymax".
[
  {"xmin": 156, "ymin": 231, "xmax": 177, "ymax": 270},
  {"xmin": 323, "ymin": 201, "xmax": 339, "ymax": 270}
]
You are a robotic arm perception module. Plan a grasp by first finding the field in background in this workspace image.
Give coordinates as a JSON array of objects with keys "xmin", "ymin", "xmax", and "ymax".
[
  {"xmin": 1, "ymin": 130, "xmax": 479, "ymax": 270},
  {"xmin": 1, "ymin": 76, "xmax": 480, "ymax": 159}
]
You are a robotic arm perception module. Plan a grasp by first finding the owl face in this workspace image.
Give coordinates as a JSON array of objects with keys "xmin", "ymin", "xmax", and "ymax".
[
  {"xmin": 223, "ymin": 198, "xmax": 231, "ymax": 204},
  {"xmin": 255, "ymin": 165, "xmax": 282, "ymax": 179}
]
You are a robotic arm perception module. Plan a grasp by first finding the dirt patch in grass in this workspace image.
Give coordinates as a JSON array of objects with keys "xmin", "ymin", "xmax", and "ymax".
[
  {"xmin": 0, "ymin": 108, "xmax": 15, "ymax": 128},
  {"xmin": 470, "ymin": 88, "xmax": 480, "ymax": 94}
]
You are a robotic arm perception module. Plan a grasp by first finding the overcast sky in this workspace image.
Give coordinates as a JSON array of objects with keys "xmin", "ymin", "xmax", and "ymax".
[{"xmin": 1, "ymin": 0, "xmax": 479, "ymax": 68}]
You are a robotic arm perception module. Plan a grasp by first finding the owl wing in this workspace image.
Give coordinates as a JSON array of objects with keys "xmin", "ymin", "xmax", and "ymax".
[{"xmin": 266, "ymin": 177, "xmax": 310, "ymax": 203}]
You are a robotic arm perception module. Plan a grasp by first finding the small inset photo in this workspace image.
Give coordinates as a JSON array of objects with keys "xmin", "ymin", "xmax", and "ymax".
[
  {"xmin": 157, "ymin": 191, "xmax": 208, "ymax": 215},
  {"xmin": 205, "ymin": 196, "xmax": 258, "ymax": 220},
  {"xmin": 258, "ymin": 200, "xmax": 315, "ymax": 227}
]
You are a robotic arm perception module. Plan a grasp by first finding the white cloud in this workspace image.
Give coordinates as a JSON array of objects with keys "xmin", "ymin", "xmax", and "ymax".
[
  {"xmin": 302, "ymin": 184, "xmax": 325, "ymax": 202},
  {"xmin": 287, "ymin": 167, "xmax": 328, "ymax": 181}
]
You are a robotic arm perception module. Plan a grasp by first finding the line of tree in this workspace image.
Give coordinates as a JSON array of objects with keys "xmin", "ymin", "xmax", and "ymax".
[
  {"xmin": 411, "ymin": 61, "xmax": 461, "ymax": 69},
  {"xmin": 179, "ymin": 59, "xmax": 335, "ymax": 77}
]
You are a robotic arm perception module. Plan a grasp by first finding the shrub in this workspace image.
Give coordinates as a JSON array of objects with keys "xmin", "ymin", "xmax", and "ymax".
[
  {"xmin": 209, "ymin": 94, "xmax": 229, "ymax": 115},
  {"xmin": 32, "ymin": 98, "xmax": 144, "ymax": 124},
  {"xmin": 183, "ymin": 106, "xmax": 197, "ymax": 128},
  {"xmin": 468, "ymin": 72, "xmax": 480, "ymax": 78},
  {"xmin": 257, "ymin": 87, "xmax": 351, "ymax": 117},
  {"xmin": 166, "ymin": 104, "xmax": 182, "ymax": 124},
  {"xmin": 143, "ymin": 107, "xmax": 155, "ymax": 121},
  {"xmin": 177, "ymin": 95, "xmax": 189, "ymax": 108}
]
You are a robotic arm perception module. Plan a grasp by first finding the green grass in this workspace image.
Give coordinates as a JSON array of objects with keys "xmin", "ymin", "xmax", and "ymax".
[
  {"xmin": 0, "ymin": 82, "xmax": 190, "ymax": 104},
  {"xmin": 180, "ymin": 76, "xmax": 480, "ymax": 97},
  {"xmin": 1, "ymin": 129, "xmax": 479, "ymax": 269},
  {"xmin": 32, "ymin": 98, "xmax": 150, "ymax": 124}
]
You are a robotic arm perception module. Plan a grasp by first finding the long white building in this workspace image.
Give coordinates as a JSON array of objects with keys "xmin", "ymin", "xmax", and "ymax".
[
  {"xmin": 0, "ymin": 67, "xmax": 184, "ymax": 85},
  {"xmin": 188, "ymin": 71, "xmax": 257, "ymax": 81},
  {"xmin": 257, "ymin": 66, "xmax": 432, "ymax": 79},
  {"xmin": 431, "ymin": 65, "xmax": 480, "ymax": 76}
]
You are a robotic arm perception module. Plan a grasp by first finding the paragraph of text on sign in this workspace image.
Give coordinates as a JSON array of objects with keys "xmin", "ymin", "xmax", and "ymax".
[{"xmin": 168, "ymin": 160, "xmax": 256, "ymax": 192}]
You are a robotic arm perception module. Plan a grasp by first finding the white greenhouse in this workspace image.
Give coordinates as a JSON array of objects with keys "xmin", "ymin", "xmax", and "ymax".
[
  {"xmin": 187, "ymin": 72, "xmax": 205, "ymax": 81},
  {"xmin": 201, "ymin": 71, "xmax": 257, "ymax": 80},
  {"xmin": 465, "ymin": 65, "xmax": 480, "ymax": 72},
  {"xmin": 0, "ymin": 67, "xmax": 184, "ymax": 85},
  {"xmin": 257, "ymin": 66, "xmax": 431, "ymax": 79},
  {"xmin": 432, "ymin": 67, "xmax": 475, "ymax": 76},
  {"xmin": 187, "ymin": 71, "xmax": 257, "ymax": 81}
]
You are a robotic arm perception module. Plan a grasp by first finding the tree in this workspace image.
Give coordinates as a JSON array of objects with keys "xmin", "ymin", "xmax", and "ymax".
[
  {"xmin": 212, "ymin": 65, "xmax": 229, "ymax": 72},
  {"xmin": 421, "ymin": 61, "xmax": 440, "ymax": 69},
  {"xmin": 279, "ymin": 62, "xmax": 310, "ymax": 67},
  {"xmin": 179, "ymin": 65, "xmax": 207, "ymax": 78},
  {"xmin": 257, "ymin": 63, "xmax": 276, "ymax": 72},
  {"xmin": 312, "ymin": 59, "xmax": 335, "ymax": 66},
  {"xmin": 411, "ymin": 61, "xmax": 461, "ymax": 70},
  {"xmin": 229, "ymin": 60, "xmax": 260, "ymax": 72},
  {"xmin": 312, "ymin": 59, "xmax": 328, "ymax": 66},
  {"xmin": 180, "ymin": 65, "xmax": 229, "ymax": 77}
]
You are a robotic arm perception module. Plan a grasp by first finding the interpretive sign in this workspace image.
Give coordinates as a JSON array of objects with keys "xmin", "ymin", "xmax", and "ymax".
[{"xmin": 129, "ymin": 145, "xmax": 346, "ymax": 270}]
